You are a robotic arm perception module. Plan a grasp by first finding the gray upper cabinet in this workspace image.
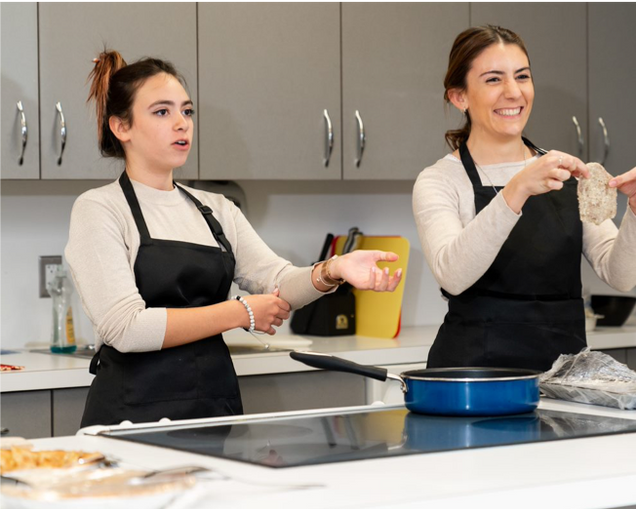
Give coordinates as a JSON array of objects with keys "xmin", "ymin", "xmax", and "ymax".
[
  {"xmin": 199, "ymin": 3, "xmax": 468, "ymax": 181},
  {"xmin": 342, "ymin": 3, "xmax": 468, "ymax": 180},
  {"xmin": 471, "ymin": 3, "xmax": 588, "ymax": 159},
  {"xmin": 1, "ymin": 2, "xmax": 40, "ymax": 179},
  {"xmin": 198, "ymin": 3, "xmax": 341, "ymax": 180},
  {"xmin": 588, "ymin": 4, "xmax": 636, "ymax": 177},
  {"xmin": 2, "ymin": 3, "xmax": 632, "ymax": 184},
  {"xmin": 38, "ymin": 3, "xmax": 198, "ymax": 180}
]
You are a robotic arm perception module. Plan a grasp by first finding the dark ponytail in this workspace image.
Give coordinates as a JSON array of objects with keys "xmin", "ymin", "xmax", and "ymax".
[
  {"xmin": 86, "ymin": 49, "xmax": 185, "ymax": 159},
  {"xmin": 87, "ymin": 51, "xmax": 127, "ymax": 158},
  {"xmin": 443, "ymin": 25, "xmax": 530, "ymax": 151}
]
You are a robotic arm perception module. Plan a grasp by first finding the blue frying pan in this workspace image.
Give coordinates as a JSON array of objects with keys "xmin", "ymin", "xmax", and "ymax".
[{"xmin": 290, "ymin": 351, "xmax": 540, "ymax": 416}]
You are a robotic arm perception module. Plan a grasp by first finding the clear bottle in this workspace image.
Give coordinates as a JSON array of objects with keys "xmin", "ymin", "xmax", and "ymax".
[{"xmin": 47, "ymin": 266, "xmax": 77, "ymax": 354}]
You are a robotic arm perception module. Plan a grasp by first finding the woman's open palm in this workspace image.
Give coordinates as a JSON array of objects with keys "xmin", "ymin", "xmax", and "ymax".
[{"xmin": 335, "ymin": 250, "xmax": 403, "ymax": 292}]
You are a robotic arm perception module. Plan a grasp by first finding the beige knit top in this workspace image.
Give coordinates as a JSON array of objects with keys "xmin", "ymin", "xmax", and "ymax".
[
  {"xmin": 413, "ymin": 154, "xmax": 636, "ymax": 296},
  {"xmin": 65, "ymin": 178, "xmax": 325, "ymax": 353}
]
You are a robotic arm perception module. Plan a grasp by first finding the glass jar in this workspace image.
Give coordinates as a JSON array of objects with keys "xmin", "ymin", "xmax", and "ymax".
[{"xmin": 47, "ymin": 267, "xmax": 77, "ymax": 353}]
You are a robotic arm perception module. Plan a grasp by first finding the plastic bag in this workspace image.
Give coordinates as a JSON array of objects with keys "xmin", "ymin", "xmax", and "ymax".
[{"xmin": 539, "ymin": 348, "xmax": 636, "ymax": 410}]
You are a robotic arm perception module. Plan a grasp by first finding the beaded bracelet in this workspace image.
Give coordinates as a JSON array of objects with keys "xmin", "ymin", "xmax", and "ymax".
[{"xmin": 233, "ymin": 295, "xmax": 255, "ymax": 332}]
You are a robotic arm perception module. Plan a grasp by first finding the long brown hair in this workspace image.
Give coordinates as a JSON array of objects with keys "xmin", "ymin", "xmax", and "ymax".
[
  {"xmin": 86, "ymin": 50, "xmax": 186, "ymax": 159},
  {"xmin": 443, "ymin": 25, "xmax": 530, "ymax": 151}
]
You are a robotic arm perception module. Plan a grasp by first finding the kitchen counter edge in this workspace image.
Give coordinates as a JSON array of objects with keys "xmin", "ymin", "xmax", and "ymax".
[{"xmin": 1, "ymin": 325, "xmax": 635, "ymax": 393}]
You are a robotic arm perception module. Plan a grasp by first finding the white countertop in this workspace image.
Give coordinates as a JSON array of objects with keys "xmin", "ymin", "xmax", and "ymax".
[
  {"xmin": 0, "ymin": 349, "xmax": 92, "ymax": 393},
  {"xmin": 8, "ymin": 398, "xmax": 636, "ymax": 509},
  {"xmin": 2, "ymin": 325, "xmax": 635, "ymax": 393}
]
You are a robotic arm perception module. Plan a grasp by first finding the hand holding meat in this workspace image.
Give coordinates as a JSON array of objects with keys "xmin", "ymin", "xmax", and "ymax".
[
  {"xmin": 502, "ymin": 151, "xmax": 589, "ymax": 212},
  {"xmin": 609, "ymin": 166, "xmax": 636, "ymax": 213}
]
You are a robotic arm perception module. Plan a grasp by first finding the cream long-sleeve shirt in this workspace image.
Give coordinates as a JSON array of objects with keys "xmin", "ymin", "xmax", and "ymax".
[
  {"xmin": 413, "ymin": 154, "xmax": 636, "ymax": 296},
  {"xmin": 65, "ymin": 178, "xmax": 326, "ymax": 353}
]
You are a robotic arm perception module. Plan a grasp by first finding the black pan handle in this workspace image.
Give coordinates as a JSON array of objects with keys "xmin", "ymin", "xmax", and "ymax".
[{"xmin": 290, "ymin": 351, "xmax": 388, "ymax": 382}]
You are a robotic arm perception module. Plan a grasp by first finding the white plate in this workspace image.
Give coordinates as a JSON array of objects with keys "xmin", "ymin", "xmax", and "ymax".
[
  {"xmin": 1, "ymin": 466, "xmax": 195, "ymax": 509},
  {"xmin": 1, "ymin": 490, "xmax": 185, "ymax": 509}
]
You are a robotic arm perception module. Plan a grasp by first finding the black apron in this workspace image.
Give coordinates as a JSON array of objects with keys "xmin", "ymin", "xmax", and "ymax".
[
  {"xmin": 81, "ymin": 172, "xmax": 243, "ymax": 427},
  {"xmin": 427, "ymin": 138, "xmax": 586, "ymax": 372}
]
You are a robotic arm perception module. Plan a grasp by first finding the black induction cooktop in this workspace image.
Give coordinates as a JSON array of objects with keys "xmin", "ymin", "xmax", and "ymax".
[{"xmin": 102, "ymin": 407, "xmax": 636, "ymax": 468}]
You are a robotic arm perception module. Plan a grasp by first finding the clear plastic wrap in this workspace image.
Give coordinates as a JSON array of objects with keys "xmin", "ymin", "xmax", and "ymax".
[{"xmin": 539, "ymin": 348, "xmax": 636, "ymax": 410}]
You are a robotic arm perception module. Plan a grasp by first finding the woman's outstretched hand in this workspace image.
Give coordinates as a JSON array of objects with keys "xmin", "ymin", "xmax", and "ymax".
[
  {"xmin": 329, "ymin": 250, "xmax": 403, "ymax": 292},
  {"xmin": 609, "ymin": 166, "xmax": 636, "ymax": 214}
]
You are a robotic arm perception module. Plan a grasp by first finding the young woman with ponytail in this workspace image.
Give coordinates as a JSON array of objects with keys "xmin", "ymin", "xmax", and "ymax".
[
  {"xmin": 413, "ymin": 26, "xmax": 636, "ymax": 372},
  {"xmin": 66, "ymin": 51, "xmax": 403, "ymax": 427}
]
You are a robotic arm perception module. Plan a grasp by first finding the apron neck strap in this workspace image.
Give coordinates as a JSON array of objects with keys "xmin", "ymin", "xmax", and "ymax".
[
  {"xmin": 174, "ymin": 183, "xmax": 234, "ymax": 256},
  {"xmin": 522, "ymin": 136, "xmax": 547, "ymax": 156},
  {"xmin": 119, "ymin": 171, "xmax": 152, "ymax": 241}
]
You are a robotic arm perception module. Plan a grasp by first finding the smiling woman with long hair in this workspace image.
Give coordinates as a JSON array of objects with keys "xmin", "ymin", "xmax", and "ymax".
[
  {"xmin": 413, "ymin": 26, "xmax": 636, "ymax": 372},
  {"xmin": 67, "ymin": 50, "xmax": 403, "ymax": 427}
]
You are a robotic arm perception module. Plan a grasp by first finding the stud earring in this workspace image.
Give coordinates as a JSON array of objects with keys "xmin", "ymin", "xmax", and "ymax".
[{"xmin": 462, "ymin": 108, "xmax": 468, "ymax": 115}]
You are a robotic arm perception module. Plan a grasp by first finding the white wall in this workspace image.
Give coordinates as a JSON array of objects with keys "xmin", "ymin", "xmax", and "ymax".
[
  {"xmin": 1, "ymin": 178, "xmax": 634, "ymax": 350},
  {"xmin": 235, "ymin": 179, "xmax": 450, "ymax": 333},
  {"xmin": 1, "ymin": 180, "xmax": 106, "ymax": 349}
]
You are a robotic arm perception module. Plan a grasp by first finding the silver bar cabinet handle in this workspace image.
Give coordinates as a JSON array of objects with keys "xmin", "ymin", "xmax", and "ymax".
[
  {"xmin": 354, "ymin": 110, "xmax": 365, "ymax": 168},
  {"xmin": 571, "ymin": 116, "xmax": 584, "ymax": 159},
  {"xmin": 323, "ymin": 109, "xmax": 333, "ymax": 167},
  {"xmin": 17, "ymin": 101, "xmax": 28, "ymax": 166},
  {"xmin": 55, "ymin": 102, "xmax": 67, "ymax": 166},
  {"xmin": 598, "ymin": 117, "xmax": 610, "ymax": 166}
]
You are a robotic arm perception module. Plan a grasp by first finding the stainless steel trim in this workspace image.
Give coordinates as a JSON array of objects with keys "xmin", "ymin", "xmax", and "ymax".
[
  {"xmin": 571, "ymin": 115, "xmax": 584, "ymax": 158},
  {"xmin": 17, "ymin": 101, "xmax": 28, "ymax": 166},
  {"xmin": 354, "ymin": 110, "xmax": 365, "ymax": 167},
  {"xmin": 323, "ymin": 109, "xmax": 333, "ymax": 167},
  {"xmin": 55, "ymin": 102, "xmax": 67, "ymax": 166},
  {"xmin": 386, "ymin": 372, "xmax": 408, "ymax": 393},
  {"xmin": 598, "ymin": 117, "xmax": 610, "ymax": 166},
  {"xmin": 92, "ymin": 402, "xmax": 401, "ymax": 436}
]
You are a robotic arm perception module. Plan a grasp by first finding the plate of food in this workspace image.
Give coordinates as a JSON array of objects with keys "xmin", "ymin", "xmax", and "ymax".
[{"xmin": 1, "ymin": 442, "xmax": 196, "ymax": 509}]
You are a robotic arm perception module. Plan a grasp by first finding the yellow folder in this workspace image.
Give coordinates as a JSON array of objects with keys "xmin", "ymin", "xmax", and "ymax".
[{"xmin": 333, "ymin": 235, "xmax": 410, "ymax": 339}]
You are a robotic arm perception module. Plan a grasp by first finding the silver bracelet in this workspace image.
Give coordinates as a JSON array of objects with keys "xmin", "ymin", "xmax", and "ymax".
[{"xmin": 233, "ymin": 295, "xmax": 255, "ymax": 332}]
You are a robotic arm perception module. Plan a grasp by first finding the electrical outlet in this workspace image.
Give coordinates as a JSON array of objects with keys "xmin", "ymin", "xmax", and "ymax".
[{"xmin": 39, "ymin": 255, "xmax": 62, "ymax": 298}]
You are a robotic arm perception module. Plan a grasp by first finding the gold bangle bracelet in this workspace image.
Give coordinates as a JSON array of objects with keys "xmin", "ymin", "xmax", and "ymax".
[
  {"xmin": 322, "ymin": 255, "xmax": 345, "ymax": 286},
  {"xmin": 316, "ymin": 268, "xmax": 337, "ymax": 288}
]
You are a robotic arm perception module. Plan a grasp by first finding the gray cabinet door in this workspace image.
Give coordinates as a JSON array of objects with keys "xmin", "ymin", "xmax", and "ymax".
[
  {"xmin": 52, "ymin": 387, "xmax": 89, "ymax": 437},
  {"xmin": 589, "ymin": 3, "xmax": 636, "ymax": 218},
  {"xmin": 198, "ymin": 3, "xmax": 341, "ymax": 180},
  {"xmin": 342, "ymin": 3, "xmax": 468, "ymax": 180},
  {"xmin": 471, "ymin": 3, "xmax": 587, "ymax": 159},
  {"xmin": 38, "ymin": 3, "xmax": 198, "ymax": 180},
  {"xmin": 238, "ymin": 371, "xmax": 365, "ymax": 414},
  {"xmin": 0, "ymin": 390, "xmax": 52, "ymax": 439},
  {"xmin": 1, "ymin": 2, "xmax": 39, "ymax": 179}
]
